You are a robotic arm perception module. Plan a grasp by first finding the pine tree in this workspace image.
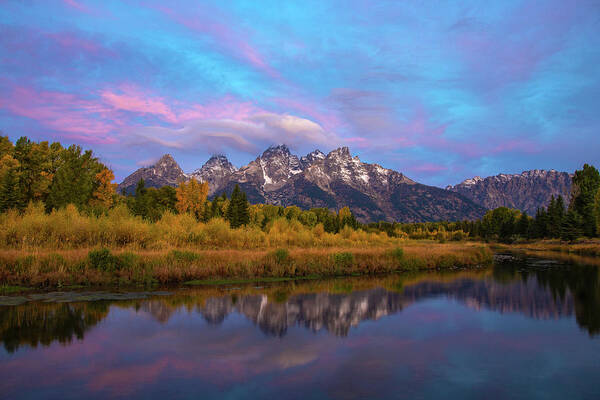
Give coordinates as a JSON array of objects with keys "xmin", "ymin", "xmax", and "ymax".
[
  {"xmin": 131, "ymin": 179, "xmax": 149, "ymax": 218},
  {"xmin": 225, "ymin": 185, "xmax": 240, "ymax": 227},
  {"xmin": 571, "ymin": 164, "xmax": 600, "ymax": 237},
  {"xmin": 0, "ymin": 157, "xmax": 21, "ymax": 212},
  {"xmin": 561, "ymin": 210, "xmax": 583, "ymax": 242},
  {"xmin": 516, "ymin": 212, "xmax": 530, "ymax": 237},
  {"xmin": 237, "ymin": 191, "xmax": 250, "ymax": 226},
  {"xmin": 547, "ymin": 195, "xmax": 565, "ymax": 238},
  {"xmin": 532, "ymin": 208, "xmax": 548, "ymax": 238}
]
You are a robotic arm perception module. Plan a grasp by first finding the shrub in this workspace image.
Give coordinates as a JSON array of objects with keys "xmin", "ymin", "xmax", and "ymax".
[
  {"xmin": 332, "ymin": 252, "xmax": 354, "ymax": 269},
  {"xmin": 272, "ymin": 248, "xmax": 290, "ymax": 264},
  {"xmin": 88, "ymin": 248, "xmax": 118, "ymax": 271},
  {"xmin": 436, "ymin": 231, "xmax": 446, "ymax": 243},
  {"xmin": 116, "ymin": 252, "xmax": 139, "ymax": 269},
  {"xmin": 390, "ymin": 247, "xmax": 404, "ymax": 262}
]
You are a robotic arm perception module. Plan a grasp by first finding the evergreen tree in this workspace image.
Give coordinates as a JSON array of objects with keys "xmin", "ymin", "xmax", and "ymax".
[
  {"xmin": 531, "ymin": 208, "xmax": 548, "ymax": 238},
  {"xmin": 571, "ymin": 164, "xmax": 600, "ymax": 237},
  {"xmin": 130, "ymin": 179, "xmax": 150, "ymax": 218},
  {"xmin": 237, "ymin": 191, "xmax": 250, "ymax": 226},
  {"xmin": 516, "ymin": 212, "xmax": 530, "ymax": 237},
  {"xmin": 0, "ymin": 157, "xmax": 21, "ymax": 212},
  {"xmin": 561, "ymin": 210, "xmax": 583, "ymax": 242},
  {"xmin": 225, "ymin": 185, "xmax": 250, "ymax": 228},
  {"xmin": 547, "ymin": 195, "xmax": 565, "ymax": 238},
  {"xmin": 225, "ymin": 185, "xmax": 240, "ymax": 227}
]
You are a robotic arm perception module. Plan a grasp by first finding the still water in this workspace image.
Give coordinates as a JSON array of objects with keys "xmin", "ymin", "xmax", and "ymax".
[{"xmin": 1, "ymin": 254, "xmax": 599, "ymax": 399}]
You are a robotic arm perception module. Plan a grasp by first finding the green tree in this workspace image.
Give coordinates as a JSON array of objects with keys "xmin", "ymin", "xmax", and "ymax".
[
  {"xmin": 570, "ymin": 164, "xmax": 600, "ymax": 237},
  {"xmin": 516, "ymin": 212, "xmax": 531, "ymax": 237},
  {"xmin": 129, "ymin": 179, "xmax": 150, "ymax": 219},
  {"xmin": 226, "ymin": 185, "xmax": 250, "ymax": 228},
  {"xmin": 481, "ymin": 207, "xmax": 520, "ymax": 242},
  {"xmin": 531, "ymin": 208, "xmax": 548, "ymax": 238},
  {"xmin": 0, "ymin": 155, "xmax": 21, "ymax": 212},
  {"xmin": 46, "ymin": 145, "xmax": 104, "ymax": 210},
  {"xmin": 561, "ymin": 210, "xmax": 583, "ymax": 242},
  {"xmin": 547, "ymin": 196, "xmax": 566, "ymax": 238}
]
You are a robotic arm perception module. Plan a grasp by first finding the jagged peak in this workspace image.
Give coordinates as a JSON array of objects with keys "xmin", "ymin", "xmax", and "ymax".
[
  {"xmin": 261, "ymin": 144, "xmax": 291, "ymax": 157},
  {"xmin": 207, "ymin": 154, "xmax": 229, "ymax": 162},
  {"xmin": 155, "ymin": 154, "xmax": 177, "ymax": 164},
  {"xmin": 153, "ymin": 154, "xmax": 182, "ymax": 171},
  {"xmin": 305, "ymin": 149, "xmax": 325, "ymax": 158},
  {"xmin": 192, "ymin": 154, "xmax": 237, "ymax": 175},
  {"xmin": 327, "ymin": 146, "xmax": 351, "ymax": 159}
]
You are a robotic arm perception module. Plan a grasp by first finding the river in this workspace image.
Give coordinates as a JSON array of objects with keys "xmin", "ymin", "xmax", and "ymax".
[{"xmin": 1, "ymin": 254, "xmax": 599, "ymax": 399}]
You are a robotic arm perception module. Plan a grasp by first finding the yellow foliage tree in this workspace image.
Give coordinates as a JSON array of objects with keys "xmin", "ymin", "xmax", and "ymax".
[
  {"xmin": 176, "ymin": 178, "xmax": 209, "ymax": 218},
  {"xmin": 338, "ymin": 206, "xmax": 352, "ymax": 221},
  {"xmin": 90, "ymin": 168, "xmax": 117, "ymax": 208}
]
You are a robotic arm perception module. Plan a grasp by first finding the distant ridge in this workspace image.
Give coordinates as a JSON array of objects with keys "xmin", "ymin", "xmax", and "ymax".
[{"xmin": 446, "ymin": 170, "xmax": 573, "ymax": 215}]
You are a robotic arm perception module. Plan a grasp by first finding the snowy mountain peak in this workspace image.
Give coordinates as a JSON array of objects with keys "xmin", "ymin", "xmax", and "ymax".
[
  {"xmin": 261, "ymin": 144, "xmax": 292, "ymax": 159},
  {"xmin": 300, "ymin": 149, "xmax": 326, "ymax": 168},
  {"xmin": 190, "ymin": 154, "xmax": 237, "ymax": 195},
  {"xmin": 327, "ymin": 147, "xmax": 352, "ymax": 163}
]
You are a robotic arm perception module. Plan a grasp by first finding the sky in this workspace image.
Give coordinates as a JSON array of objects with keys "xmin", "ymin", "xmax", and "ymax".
[{"xmin": 1, "ymin": 0, "xmax": 599, "ymax": 187}]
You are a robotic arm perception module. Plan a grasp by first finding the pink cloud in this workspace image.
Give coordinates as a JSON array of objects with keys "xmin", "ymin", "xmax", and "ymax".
[
  {"xmin": 101, "ymin": 86, "xmax": 177, "ymax": 123},
  {"xmin": 0, "ymin": 86, "xmax": 118, "ymax": 144},
  {"xmin": 177, "ymin": 96, "xmax": 263, "ymax": 122}
]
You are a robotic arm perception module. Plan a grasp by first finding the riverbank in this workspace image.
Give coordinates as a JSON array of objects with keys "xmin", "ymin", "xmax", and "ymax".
[
  {"xmin": 0, "ymin": 242, "xmax": 492, "ymax": 289},
  {"xmin": 495, "ymin": 239, "xmax": 600, "ymax": 258}
]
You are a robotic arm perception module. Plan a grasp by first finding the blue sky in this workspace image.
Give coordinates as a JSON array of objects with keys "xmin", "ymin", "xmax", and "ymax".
[{"xmin": 1, "ymin": 0, "xmax": 599, "ymax": 186}]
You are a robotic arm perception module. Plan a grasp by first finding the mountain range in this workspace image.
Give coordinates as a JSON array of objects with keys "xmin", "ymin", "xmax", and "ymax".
[
  {"xmin": 118, "ymin": 145, "xmax": 572, "ymax": 222},
  {"xmin": 446, "ymin": 170, "xmax": 572, "ymax": 216}
]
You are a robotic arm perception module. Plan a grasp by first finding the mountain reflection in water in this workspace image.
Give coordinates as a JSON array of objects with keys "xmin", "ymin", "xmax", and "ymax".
[{"xmin": 2, "ymin": 256, "xmax": 599, "ymax": 353}]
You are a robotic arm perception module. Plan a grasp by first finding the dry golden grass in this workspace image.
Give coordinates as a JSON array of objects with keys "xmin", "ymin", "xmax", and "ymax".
[
  {"xmin": 0, "ymin": 203, "xmax": 397, "ymax": 250},
  {"xmin": 0, "ymin": 242, "xmax": 493, "ymax": 288}
]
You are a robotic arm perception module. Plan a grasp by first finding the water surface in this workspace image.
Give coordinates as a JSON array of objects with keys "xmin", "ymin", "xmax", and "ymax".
[{"xmin": 1, "ymin": 255, "xmax": 599, "ymax": 399}]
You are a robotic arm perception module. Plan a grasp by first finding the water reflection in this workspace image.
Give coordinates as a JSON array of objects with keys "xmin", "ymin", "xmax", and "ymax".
[{"xmin": 1, "ymin": 255, "xmax": 599, "ymax": 353}]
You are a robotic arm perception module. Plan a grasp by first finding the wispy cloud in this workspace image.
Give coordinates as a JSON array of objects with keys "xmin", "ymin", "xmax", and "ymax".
[{"xmin": 131, "ymin": 112, "xmax": 340, "ymax": 155}]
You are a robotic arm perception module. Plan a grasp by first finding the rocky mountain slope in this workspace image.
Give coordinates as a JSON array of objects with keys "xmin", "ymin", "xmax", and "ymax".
[
  {"xmin": 117, "ymin": 154, "xmax": 187, "ymax": 195},
  {"xmin": 118, "ymin": 145, "xmax": 488, "ymax": 222},
  {"xmin": 446, "ymin": 170, "xmax": 572, "ymax": 216},
  {"xmin": 189, "ymin": 155, "xmax": 237, "ymax": 196}
]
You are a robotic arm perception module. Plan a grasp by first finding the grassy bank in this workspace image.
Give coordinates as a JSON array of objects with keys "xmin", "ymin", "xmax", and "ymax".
[
  {"xmin": 496, "ymin": 239, "xmax": 600, "ymax": 258},
  {"xmin": 0, "ymin": 243, "xmax": 492, "ymax": 288}
]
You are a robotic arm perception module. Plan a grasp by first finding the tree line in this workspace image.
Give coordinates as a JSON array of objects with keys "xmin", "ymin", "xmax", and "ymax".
[{"xmin": 1, "ymin": 135, "xmax": 598, "ymax": 241}]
